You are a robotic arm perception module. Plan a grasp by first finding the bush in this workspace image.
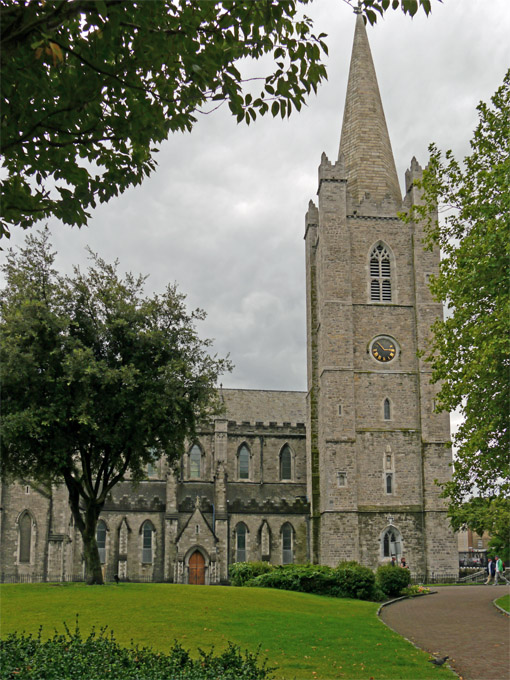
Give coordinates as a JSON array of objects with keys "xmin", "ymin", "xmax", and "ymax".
[
  {"xmin": 0, "ymin": 621, "xmax": 274, "ymax": 680},
  {"xmin": 334, "ymin": 563, "xmax": 376, "ymax": 601},
  {"xmin": 376, "ymin": 564, "xmax": 411, "ymax": 598},
  {"xmin": 229, "ymin": 561, "xmax": 274, "ymax": 587},
  {"xmin": 249, "ymin": 563, "xmax": 378, "ymax": 601},
  {"xmin": 249, "ymin": 564, "xmax": 334, "ymax": 596}
]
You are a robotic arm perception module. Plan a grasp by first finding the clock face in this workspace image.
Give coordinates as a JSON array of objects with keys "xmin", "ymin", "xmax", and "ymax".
[{"xmin": 371, "ymin": 337, "xmax": 397, "ymax": 363}]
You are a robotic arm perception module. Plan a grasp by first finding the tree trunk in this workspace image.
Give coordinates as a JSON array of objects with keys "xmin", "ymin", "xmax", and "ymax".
[
  {"xmin": 82, "ymin": 520, "xmax": 104, "ymax": 585},
  {"xmin": 64, "ymin": 474, "xmax": 105, "ymax": 585}
]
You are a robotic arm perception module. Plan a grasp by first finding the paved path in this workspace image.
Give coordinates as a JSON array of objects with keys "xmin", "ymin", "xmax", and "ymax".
[{"xmin": 380, "ymin": 585, "xmax": 510, "ymax": 680}]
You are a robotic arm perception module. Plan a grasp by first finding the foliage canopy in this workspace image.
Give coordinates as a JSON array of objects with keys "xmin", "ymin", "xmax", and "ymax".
[
  {"xmin": 0, "ymin": 231, "xmax": 230, "ymax": 583},
  {"xmin": 408, "ymin": 70, "xmax": 510, "ymax": 519},
  {"xmin": 1, "ymin": 0, "xmax": 436, "ymax": 237}
]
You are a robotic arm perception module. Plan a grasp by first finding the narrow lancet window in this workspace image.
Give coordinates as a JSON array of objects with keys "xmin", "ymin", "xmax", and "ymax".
[
  {"xmin": 96, "ymin": 520, "xmax": 107, "ymax": 564},
  {"xmin": 280, "ymin": 445, "xmax": 292, "ymax": 480},
  {"xmin": 282, "ymin": 523, "xmax": 294, "ymax": 564},
  {"xmin": 189, "ymin": 444, "xmax": 201, "ymax": 479},
  {"xmin": 19, "ymin": 513, "xmax": 32, "ymax": 563},
  {"xmin": 384, "ymin": 398, "xmax": 391, "ymax": 420},
  {"xmin": 142, "ymin": 521, "xmax": 153, "ymax": 563},
  {"xmin": 238, "ymin": 444, "xmax": 250, "ymax": 480},
  {"xmin": 236, "ymin": 524, "xmax": 247, "ymax": 562}
]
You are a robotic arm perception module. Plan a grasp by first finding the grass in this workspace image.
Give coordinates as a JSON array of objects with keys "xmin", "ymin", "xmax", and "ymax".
[
  {"xmin": 495, "ymin": 593, "xmax": 509, "ymax": 613},
  {"xmin": 0, "ymin": 583, "xmax": 456, "ymax": 680}
]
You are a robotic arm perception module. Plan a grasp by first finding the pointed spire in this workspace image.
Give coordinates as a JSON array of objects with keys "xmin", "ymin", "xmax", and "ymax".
[{"xmin": 338, "ymin": 13, "xmax": 401, "ymax": 205}]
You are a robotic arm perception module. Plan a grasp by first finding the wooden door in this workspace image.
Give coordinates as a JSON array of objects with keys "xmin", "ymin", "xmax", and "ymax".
[{"xmin": 189, "ymin": 550, "xmax": 205, "ymax": 585}]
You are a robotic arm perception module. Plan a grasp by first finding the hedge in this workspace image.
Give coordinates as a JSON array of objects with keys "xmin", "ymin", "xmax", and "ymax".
[
  {"xmin": 245, "ymin": 563, "xmax": 379, "ymax": 601},
  {"xmin": 0, "ymin": 623, "xmax": 273, "ymax": 680},
  {"xmin": 229, "ymin": 561, "xmax": 274, "ymax": 587}
]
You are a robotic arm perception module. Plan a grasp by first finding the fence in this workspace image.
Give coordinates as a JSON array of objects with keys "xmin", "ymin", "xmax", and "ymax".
[
  {"xmin": 0, "ymin": 573, "xmax": 164, "ymax": 584},
  {"xmin": 0, "ymin": 573, "xmax": 85, "ymax": 584}
]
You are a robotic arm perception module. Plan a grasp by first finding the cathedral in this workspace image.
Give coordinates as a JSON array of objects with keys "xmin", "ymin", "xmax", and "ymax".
[{"xmin": 0, "ymin": 12, "xmax": 458, "ymax": 585}]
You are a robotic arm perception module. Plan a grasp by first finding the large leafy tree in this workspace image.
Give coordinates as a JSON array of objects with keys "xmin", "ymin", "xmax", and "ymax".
[
  {"xmin": 409, "ymin": 70, "xmax": 510, "ymax": 531},
  {"xmin": 0, "ymin": 0, "xmax": 436, "ymax": 238},
  {"xmin": 0, "ymin": 231, "xmax": 231, "ymax": 584}
]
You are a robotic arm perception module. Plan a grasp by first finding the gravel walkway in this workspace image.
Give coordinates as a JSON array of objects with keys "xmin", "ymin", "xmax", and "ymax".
[{"xmin": 380, "ymin": 585, "xmax": 510, "ymax": 680}]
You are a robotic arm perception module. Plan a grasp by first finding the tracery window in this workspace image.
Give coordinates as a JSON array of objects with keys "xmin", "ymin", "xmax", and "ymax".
[
  {"xmin": 280, "ymin": 445, "xmax": 292, "ymax": 481},
  {"xmin": 382, "ymin": 527, "xmax": 402, "ymax": 560},
  {"xmin": 238, "ymin": 444, "xmax": 250, "ymax": 480},
  {"xmin": 96, "ymin": 520, "xmax": 107, "ymax": 564},
  {"xmin": 189, "ymin": 444, "xmax": 202, "ymax": 479},
  {"xmin": 370, "ymin": 244, "xmax": 392, "ymax": 302}
]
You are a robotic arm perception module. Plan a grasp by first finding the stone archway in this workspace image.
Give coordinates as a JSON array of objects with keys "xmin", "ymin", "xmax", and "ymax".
[{"xmin": 188, "ymin": 550, "xmax": 206, "ymax": 585}]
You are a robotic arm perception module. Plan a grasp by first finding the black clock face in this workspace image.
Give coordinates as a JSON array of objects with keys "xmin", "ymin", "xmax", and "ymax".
[{"xmin": 371, "ymin": 337, "xmax": 397, "ymax": 362}]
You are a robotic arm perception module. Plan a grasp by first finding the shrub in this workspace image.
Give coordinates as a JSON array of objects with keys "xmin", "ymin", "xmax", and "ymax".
[
  {"xmin": 334, "ymin": 563, "xmax": 376, "ymax": 601},
  {"xmin": 0, "ymin": 621, "xmax": 274, "ymax": 680},
  {"xmin": 376, "ymin": 564, "xmax": 411, "ymax": 598},
  {"xmin": 229, "ymin": 561, "xmax": 274, "ymax": 587},
  {"xmin": 250, "ymin": 563, "xmax": 378, "ymax": 601},
  {"xmin": 249, "ymin": 564, "xmax": 333, "ymax": 595}
]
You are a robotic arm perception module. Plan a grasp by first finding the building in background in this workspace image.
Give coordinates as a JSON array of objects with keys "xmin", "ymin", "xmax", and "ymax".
[{"xmin": 0, "ymin": 11, "xmax": 458, "ymax": 585}]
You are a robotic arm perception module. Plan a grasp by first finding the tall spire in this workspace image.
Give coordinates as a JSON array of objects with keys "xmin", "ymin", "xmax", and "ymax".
[{"xmin": 338, "ymin": 13, "xmax": 401, "ymax": 205}]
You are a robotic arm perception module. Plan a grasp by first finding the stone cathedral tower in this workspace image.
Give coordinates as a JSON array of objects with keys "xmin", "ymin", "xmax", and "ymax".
[
  {"xmin": 304, "ymin": 11, "xmax": 458, "ymax": 578},
  {"xmin": 1, "ymin": 10, "xmax": 461, "ymax": 585}
]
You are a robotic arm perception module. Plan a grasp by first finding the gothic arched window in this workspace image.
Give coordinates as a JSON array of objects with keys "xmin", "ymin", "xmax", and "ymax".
[
  {"xmin": 382, "ymin": 527, "xmax": 402, "ymax": 560},
  {"xmin": 280, "ymin": 445, "xmax": 292, "ymax": 481},
  {"xmin": 141, "ymin": 521, "xmax": 154, "ymax": 564},
  {"xmin": 238, "ymin": 444, "xmax": 250, "ymax": 480},
  {"xmin": 370, "ymin": 244, "xmax": 392, "ymax": 302},
  {"xmin": 19, "ymin": 512, "xmax": 33, "ymax": 564},
  {"xmin": 282, "ymin": 523, "xmax": 294, "ymax": 564},
  {"xmin": 235, "ymin": 523, "xmax": 247, "ymax": 563},
  {"xmin": 189, "ymin": 444, "xmax": 202, "ymax": 479},
  {"xmin": 96, "ymin": 520, "xmax": 107, "ymax": 564}
]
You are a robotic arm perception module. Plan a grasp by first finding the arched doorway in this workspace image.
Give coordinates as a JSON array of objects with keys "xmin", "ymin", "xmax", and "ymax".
[{"xmin": 188, "ymin": 550, "xmax": 205, "ymax": 585}]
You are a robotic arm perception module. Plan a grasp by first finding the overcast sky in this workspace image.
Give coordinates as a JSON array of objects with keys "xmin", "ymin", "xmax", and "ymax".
[{"xmin": 4, "ymin": 0, "xmax": 510, "ymax": 405}]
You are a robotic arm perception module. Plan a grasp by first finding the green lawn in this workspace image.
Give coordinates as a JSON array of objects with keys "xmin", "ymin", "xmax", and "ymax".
[
  {"xmin": 0, "ymin": 583, "xmax": 456, "ymax": 680},
  {"xmin": 495, "ymin": 593, "xmax": 509, "ymax": 613}
]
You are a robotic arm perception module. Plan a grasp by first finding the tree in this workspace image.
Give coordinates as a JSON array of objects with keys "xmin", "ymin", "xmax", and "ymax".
[
  {"xmin": 0, "ymin": 231, "xmax": 231, "ymax": 584},
  {"xmin": 408, "ymin": 70, "xmax": 510, "ymax": 521},
  {"xmin": 448, "ymin": 497, "xmax": 510, "ymax": 563},
  {"xmin": 0, "ymin": 0, "xmax": 436, "ymax": 238}
]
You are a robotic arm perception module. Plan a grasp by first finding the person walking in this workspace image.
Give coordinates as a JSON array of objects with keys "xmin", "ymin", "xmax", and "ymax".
[
  {"xmin": 485, "ymin": 558, "xmax": 495, "ymax": 584},
  {"xmin": 494, "ymin": 556, "xmax": 508, "ymax": 585}
]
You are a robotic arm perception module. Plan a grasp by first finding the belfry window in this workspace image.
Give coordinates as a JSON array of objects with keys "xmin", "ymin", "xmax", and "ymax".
[{"xmin": 370, "ymin": 244, "xmax": 392, "ymax": 302}]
